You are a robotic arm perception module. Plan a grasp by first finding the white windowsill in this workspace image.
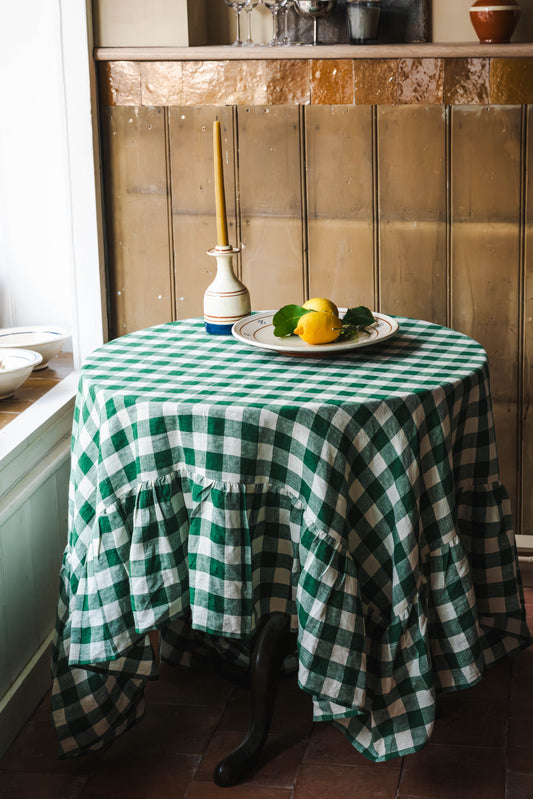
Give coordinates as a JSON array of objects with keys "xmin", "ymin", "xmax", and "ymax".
[{"xmin": 0, "ymin": 372, "xmax": 78, "ymax": 502}]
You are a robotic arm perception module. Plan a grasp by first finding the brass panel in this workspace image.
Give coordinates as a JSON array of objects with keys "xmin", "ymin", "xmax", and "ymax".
[
  {"xmin": 266, "ymin": 60, "xmax": 311, "ymax": 106},
  {"xmin": 99, "ymin": 61, "xmax": 142, "ymax": 106},
  {"xmin": 141, "ymin": 62, "xmax": 183, "ymax": 106},
  {"xmin": 443, "ymin": 58, "xmax": 490, "ymax": 105},
  {"xmin": 181, "ymin": 61, "xmax": 226, "ymax": 105},
  {"xmin": 353, "ymin": 59, "xmax": 398, "ymax": 105},
  {"xmin": 224, "ymin": 61, "xmax": 269, "ymax": 105},
  {"xmin": 99, "ymin": 56, "xmax": 533, "ymax": 108},
  {"xmin": 102, "ymin": 106, "xmax": 173, "ymax": 337},
  {"xmin": 168, "ymin": 107, "xmax": 237, "ymax": 319},
  {"xmin": 377, "ymin": 105, "xmax": 447, "ymax": 323},
  {"xmin": 397, "ymin": 58, "xmax": 444, "ymax": 104},
  {"xmin": 490, "ymin": 59, "xmax": 533, "ymax": 105},
  {"xmin": 238, "ymin": 106, "xmax": 305, "ymax": 309},
  {"xmin": 310, "ymin": 60, "xmax": 354, "ymax": 105},
  {"xmin": 451, "ymin": 105, "xmax": 522, "ymax": 510},
  {"xmin": 522, "ymin": 105, "xmax": 533, "ymax": 533},
  {"xmin": 305, "ymin": 105, "xmax": 375, "ymax": 309}
]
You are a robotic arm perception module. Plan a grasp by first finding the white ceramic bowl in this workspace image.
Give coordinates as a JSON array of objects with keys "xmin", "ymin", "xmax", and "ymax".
[
  {"xmin": 0, "ymin": 348, "xmax": 43, "ymax": 399},
  {"xmin": 0, "ymin": 326, "xmax": 70, "ymax": 370}
]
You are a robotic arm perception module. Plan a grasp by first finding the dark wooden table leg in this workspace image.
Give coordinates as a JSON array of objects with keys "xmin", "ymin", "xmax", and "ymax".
[{"xmin": 213, "ymin": 612, "xmax": 294, "ymax": 787}]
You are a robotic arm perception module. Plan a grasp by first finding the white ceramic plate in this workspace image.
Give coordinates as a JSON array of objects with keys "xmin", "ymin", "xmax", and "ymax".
[
  {"xmin": 0, "ymin": 326, "xmax": 70, "ymax": 370},
  {"xmin": 0, "ymin": 348, "xmax": 43, "ymax": 399},
  {"xmin": 232, "ymin": 310, "xmax": 399, "ymax": 356}
]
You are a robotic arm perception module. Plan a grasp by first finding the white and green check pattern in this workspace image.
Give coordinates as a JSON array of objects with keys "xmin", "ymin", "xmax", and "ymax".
[{"xmin": 51, "ymin": 316, "xmax": 531, "ymax": 762}]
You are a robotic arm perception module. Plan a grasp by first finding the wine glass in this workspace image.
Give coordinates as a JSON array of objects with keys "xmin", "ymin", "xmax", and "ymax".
[
  {"xmin": 243, "ymin": 0, "xmax": 261, "ymax": 45},
  {"xmin": 280, "ymin": 0, "xmax": 296, "ymax": 44},
  {"xmin": 224, "ymin": 0, "xmax": 248, "ymax": 46},
  {"xmin": 293, "ymin": 0, "xmax": 337, "ymax": 45},
  {"xmin": 263, "ymin": 0, "xmax": 288, "ymax": 46}
]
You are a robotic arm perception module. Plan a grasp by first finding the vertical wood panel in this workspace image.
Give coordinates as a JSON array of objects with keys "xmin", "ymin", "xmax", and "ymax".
[
  {"xmin": 378, "ymin": 105, "xmax": 448, "ymax": 324},
  {"xmin": 451, "ymin": 105, "xmax": 522, "ymax": 511},
  {"xmin": 1, "ymin": 508, "xmax": 40, "ymax": 683},
  {"xmin": 305, "ymin": 105, "xmax": 375, "ymax": 310},
  {"xmin": 55, "ymin": 459, "xmax": 70, "ymax": 555},
  {"xmin": 0, "ymin": 530, "xmax": 10, "ymax": 699},
  {"xmin": 102, "ymin": 106, "xmax": 173, "ymax": 337},
  {"xmin": 168, "ymin": 106, "xmax": 237, "ymax": 320},
  {"xmin": 522, "ymin": 105, "xmax": 533, "ymax": 534},
  {"xmin": 238, "ymin": 106, "xmax": 304, "ymax": 311},
  {"xmin": 28, "ymin": 478, "xmax": 63, "ymax": 644}
]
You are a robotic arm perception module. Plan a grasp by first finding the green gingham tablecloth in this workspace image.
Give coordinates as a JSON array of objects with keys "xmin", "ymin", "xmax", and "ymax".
[{"xmin": 51, "ymin": 316, "xmax": 531, "ymax": 762}]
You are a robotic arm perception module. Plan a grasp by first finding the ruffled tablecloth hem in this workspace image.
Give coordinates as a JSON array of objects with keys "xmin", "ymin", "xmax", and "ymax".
[{"xmin": 52, "ymin": 471, "xmax": 532, "ymax": 760}]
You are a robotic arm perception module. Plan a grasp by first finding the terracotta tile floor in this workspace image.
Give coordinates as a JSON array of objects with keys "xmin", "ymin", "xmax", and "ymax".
[
  {"xmin": 0, "ymin": 351, "xmax": 74, "ymax": 429},
  {"xmin": 1, "ymin": 571, "xmax": 533, "ymax": 798}
]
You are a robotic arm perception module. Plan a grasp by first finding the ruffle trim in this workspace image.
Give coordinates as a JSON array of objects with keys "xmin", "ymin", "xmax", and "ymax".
[{"xmin": 55, "ymin": 470, "xmax": 531, "ymax": 761}]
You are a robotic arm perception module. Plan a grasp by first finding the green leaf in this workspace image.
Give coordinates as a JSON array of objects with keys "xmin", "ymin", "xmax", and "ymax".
[
  {"xmin": 272, "ymin": 304, "xmax": 309, "ymax": 337},
  {"xmin": 342, "ymin": 306, "xmax": 375, "ymax": 328},
  {"xmin": 336, "ymin": 325, "xmax": 361, "ymax": 342}
]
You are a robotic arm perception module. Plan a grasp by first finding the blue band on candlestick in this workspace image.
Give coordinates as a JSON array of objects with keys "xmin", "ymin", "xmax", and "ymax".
[{"xmin": 205, "ymin": 322, "xmax": 234, "ymax": 335}]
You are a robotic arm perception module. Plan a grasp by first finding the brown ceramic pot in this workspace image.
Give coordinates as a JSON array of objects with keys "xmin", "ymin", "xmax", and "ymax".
[{"xmin": 470, "ymin": 0, "xmax": 521, "ymax": 43}]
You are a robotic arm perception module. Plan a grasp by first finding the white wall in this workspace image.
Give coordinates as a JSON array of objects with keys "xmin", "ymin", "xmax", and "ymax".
[
  {"xmin": 91, "ymin": 0, "xmax": 293, "ymax": 47},
  {"xmin": 0, "ymin": 0, "xmax": 105, "ymax": 367},
  {"xmin": 93, "ymin": 0, "xmax": 209, "ymax": 46},
  {"xmin": 0, "ymin": 2, "xmax": 74, "ymax": 333},
  {"xmin": 92, "ymin": 0, "xmax": 533, "ymax": 45}
]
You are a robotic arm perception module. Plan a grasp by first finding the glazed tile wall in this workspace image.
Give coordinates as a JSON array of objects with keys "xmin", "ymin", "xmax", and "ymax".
[{"xmin": 100, "ymin": 58, "xmax": 533, "ymax": 107}]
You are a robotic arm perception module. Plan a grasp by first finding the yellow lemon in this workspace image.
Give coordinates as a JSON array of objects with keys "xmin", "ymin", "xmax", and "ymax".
[
  {"xmin": 302, "ymin": 297, "xmax": 339, "ymax": 316},
  {"xmin": 294, "ymin": 311, "xmax": 343, "ymax": 345}
]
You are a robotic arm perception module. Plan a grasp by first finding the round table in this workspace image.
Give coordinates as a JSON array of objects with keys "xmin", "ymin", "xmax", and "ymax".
[{"xmin": 51, "ymin": 315, "xmax": 531, "ymax": 764}]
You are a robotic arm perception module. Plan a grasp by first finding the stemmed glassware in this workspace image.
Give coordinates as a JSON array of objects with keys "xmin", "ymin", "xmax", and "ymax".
[
  {"xmin": 263, "ymin": 0, "xmax": 288, "ymax": 46},
  {"xmin": 243, "ymin": 0, "xmax": 261, "ymax": 45},
  {"xmin": 224, "ymin": 0, "xmax": 248, "ymax": 46},
  {"xmin": 293, "ymin": 0, "xmax": 337, "ymax": 45},
  {"xmin": 280, "ymin": 0, "xmax": 296, "ymax": 45}
]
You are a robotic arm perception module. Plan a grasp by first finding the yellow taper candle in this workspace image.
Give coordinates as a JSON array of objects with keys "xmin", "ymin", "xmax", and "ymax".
[{"xmin": 213, "ymin": 120, "xmax": 229, "ymax": 248}]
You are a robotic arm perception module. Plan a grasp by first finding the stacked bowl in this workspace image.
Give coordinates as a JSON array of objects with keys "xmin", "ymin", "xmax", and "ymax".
[{"xmin": 0, "ymin": 326, "xmax": 70, "ymax": 400}]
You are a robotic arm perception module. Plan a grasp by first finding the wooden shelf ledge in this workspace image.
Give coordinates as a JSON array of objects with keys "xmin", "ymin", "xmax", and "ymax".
[{"xmin": 94, "ymin": 42, "xmax": 533, "ymax": 62}]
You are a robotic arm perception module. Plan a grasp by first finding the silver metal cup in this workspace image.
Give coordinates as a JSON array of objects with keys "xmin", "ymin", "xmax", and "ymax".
[{"xmin": 293, "ymin": 0, "xmax": 337, "ymax": 44}]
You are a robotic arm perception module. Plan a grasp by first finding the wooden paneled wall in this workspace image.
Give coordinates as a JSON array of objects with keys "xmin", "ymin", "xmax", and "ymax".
[{"xmin": 100, "ymin": 102, "xmax": 532, "ymax": 533}]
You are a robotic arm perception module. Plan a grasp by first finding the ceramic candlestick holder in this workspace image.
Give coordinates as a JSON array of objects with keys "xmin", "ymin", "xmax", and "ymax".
[{"xmin": 204, "ymin": 245, "xmax": 251, "ymax": 335}]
